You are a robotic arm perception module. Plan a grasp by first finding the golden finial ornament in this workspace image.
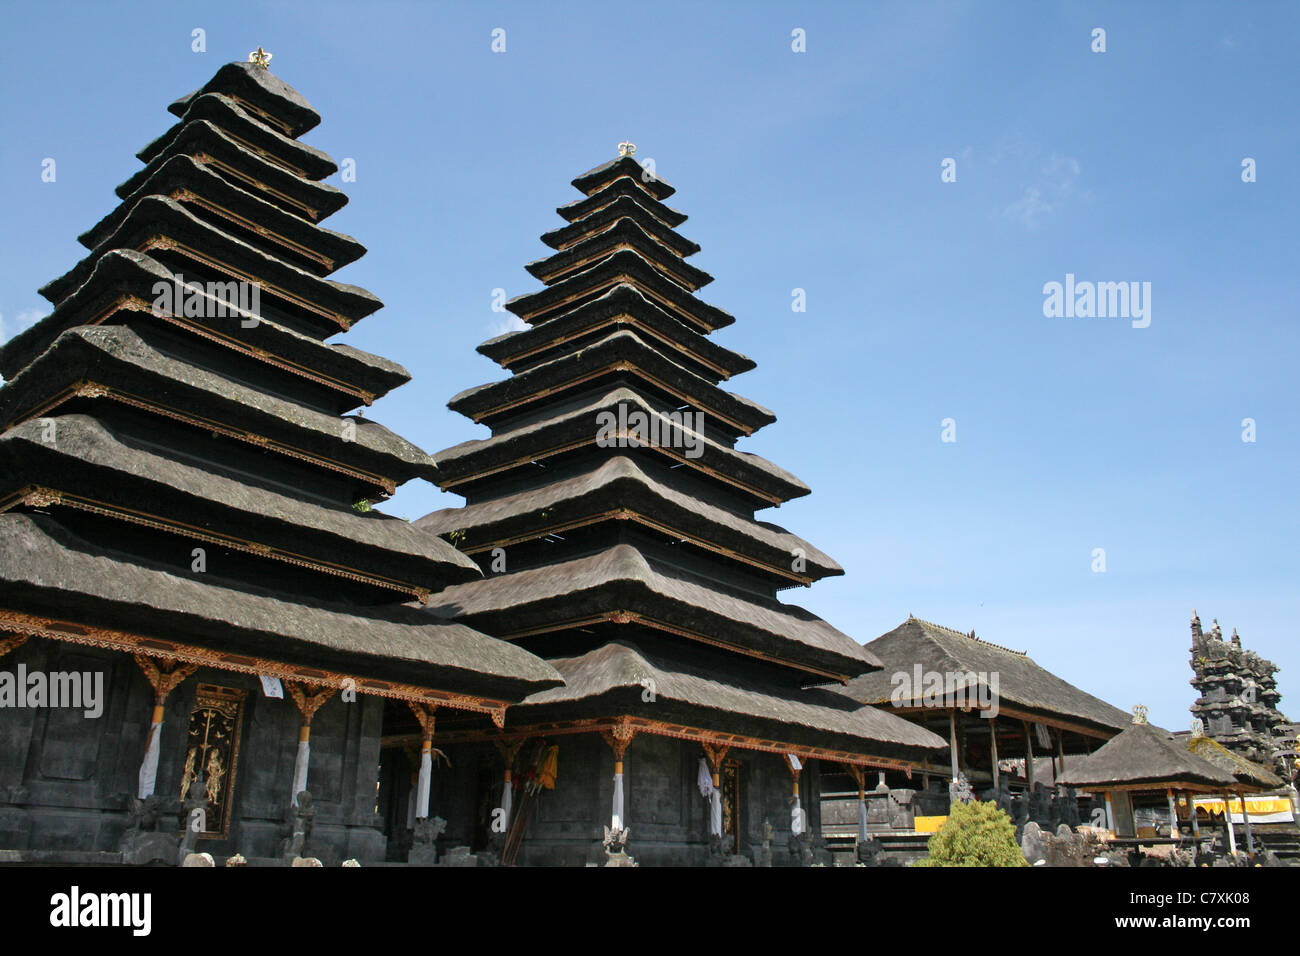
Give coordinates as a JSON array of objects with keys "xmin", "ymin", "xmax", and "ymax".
[
  {"xmin": 617, "ymin": 141, "xmax": 636, "ymax": 157},
  {"xmin": 249, "ymin": 47, "xmax": 273, "ymax": 69},
  {"xmin": 1132, "ymin": 704, "xmax": 1149, "ymax": 725}
]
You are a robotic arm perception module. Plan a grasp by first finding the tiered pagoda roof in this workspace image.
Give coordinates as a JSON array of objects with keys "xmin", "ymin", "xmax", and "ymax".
[
  {"xmin": 421, "ymin": 150, "xmax": 944, "ymax": 764},
  {"xmin": 0, "ymin": 58, "xmax": 560, "ymax": 716}
]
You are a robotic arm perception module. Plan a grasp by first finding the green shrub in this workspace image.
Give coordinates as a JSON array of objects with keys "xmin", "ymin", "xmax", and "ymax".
[{"xmin": 913, "ymin": 799, "xmax": 1027, "ymax": 867}]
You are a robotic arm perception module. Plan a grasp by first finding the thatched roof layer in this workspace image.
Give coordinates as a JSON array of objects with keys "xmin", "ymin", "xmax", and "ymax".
[
  {"xmin": 0, "ymin": 513, "xmax": 561, "ymax": 697},
  {"xmin": 542, "ymin": 194, "xmax": 699, "ymax": 256},
  {"xmin": 40, "ymin": 196, "xmax": 378, "ymax": 331},
  {"xmin": 571, "ymin": 155, "xmax": 676, "ymax": 201},
  {"xmin": 1057, "ymin": 721, "xmax": 1239, "ymax": 790},
  {"xmin": 417, "ymin": 455, "xmax": 840, "ymax": 581},
  {"xmin": 432, "ymin": 386, "xmax": 809, "ymax": 504},
  {"xmin": 0, "ymin": 250, "xmax": 406, "ymax": 403},
  {"xmin": 450, "ymin": 329, "xmax": 774, "ymax": 435},
  {"xmin": 1185, "ymin": 735, "xmax": 1283, "ymax": 790},
  {"xmin": 141, "ymin": 92, "xmax": 335, "ymax": 177},
  {"xmin": 506, "ymin": 249, "xmax": 734, "ymax": 332},
  {"xmin": 0, "ymin": 326, "xmax": 437, "ymax": 484},
  {"xmin": 168, "ymin": 61, "xmax": 322, "ymax": 138},
  {"xmin": 0, "ymin": 415, "xmax": 479, "ymax": 585},
  {"xmin": 478, "ymin": 283, "xmax": 754, "ymax": 382},
  {"xmin": 80, "ymin": 155, "xmax": 363, "ymax": 274},
  {"xmin": 512, "ymin": 641, "xmax": 945, "ymax": 756},
  {"xmin": 526, "ymin": 217, "xmax": 714, "ymax": 291},
  {"xmin": 843, "ymin": 617, "xmax": 1132, "ymax": 732},
  {"xmin": 428, "ymin": 544, "xmax": 875, "ymax": 678},
  {"xmin": 557, "ymin": 177, "xmax": 688, "ymax": 227}
]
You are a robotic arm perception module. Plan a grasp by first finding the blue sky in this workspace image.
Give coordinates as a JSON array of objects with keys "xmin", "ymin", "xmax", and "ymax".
[{"xmin": 2, "ymin": 1, "xmax": 1296, "ymax": 732}]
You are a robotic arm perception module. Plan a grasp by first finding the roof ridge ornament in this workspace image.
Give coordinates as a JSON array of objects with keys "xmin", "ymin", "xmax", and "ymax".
[
  {"xmin": 1131, "ymin": 703, "xmax": 1148, "ymax": 725},
  {"xmin": 617, "ymin": 141, "xmax": 636, "ymax": 157},
  {"xmin": 249, "ymin": 46, "xmax": 273, "ymax": 69}
]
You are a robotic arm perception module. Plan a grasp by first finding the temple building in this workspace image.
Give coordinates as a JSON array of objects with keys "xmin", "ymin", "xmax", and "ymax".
[
  {"xmin": 0, "ymin": 54, "xmax": 561, "ymax": 865},
  {"xmin": 413, "ymin": 148, "xmax": 946, "ymax": 865},
  {"xmin": 1188, "ymin": 611, "xmax": 1295, "ymax": 775}
]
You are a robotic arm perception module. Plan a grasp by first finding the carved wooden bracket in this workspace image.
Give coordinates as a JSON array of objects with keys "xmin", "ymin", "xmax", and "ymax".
[
  {"xmin": 842, "ymin": 763, "xmax": 866, "ymax": 791},
  {"xmin": 0, "ymin": 634, "xmax": 28, "ymax": 660},
  {"xmin": 409, "ymin": 702, "xmax": 438, "ymax": 739},
  {"xmin": 494, "ymin": 738, "xmax": 525, "ymax": 770},
  {"xmin": 599, "ymin": 718, "xmax": 638, "ymax": 761},
  {"xmin": 702, "ymin": 742, "xmax": 730, "ymax": 773},
  {"xmin": 286, "ymin": 681, "xmax": 337, "ymax": 726},
  {"xmin": 133, "ymin": 654, "xmax": 198, "ymax": 703}
]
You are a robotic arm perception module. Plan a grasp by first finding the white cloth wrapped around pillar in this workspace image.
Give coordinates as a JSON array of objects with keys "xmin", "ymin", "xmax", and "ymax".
[
  {"xmin": 291, "ymin": 733, "xmax": 310, "ymax": 804},
  {"xmin": 415, "ymin": 741, "xmax": 433, "ymax": 819},
  {"xmin": 500, "ymin": 773, "xmax": 513, "ymax": 828},
  {"xmin": 857, "ymin": 792, "xmax": 868, "ymax": 842},
  {"xmin": 137, "ymin": 706, "xmax": 164, "ymax": 799},
  {"xmin": 709, "ymin": 787, "xmax": 722, "ymax": 837},
  {"xmin": 612, "ymin": 765, "xmax": 625, "ymax": 830},
  {"xmin": 791, "ymin": 798, "xmax": 806, "ymax": 836}
]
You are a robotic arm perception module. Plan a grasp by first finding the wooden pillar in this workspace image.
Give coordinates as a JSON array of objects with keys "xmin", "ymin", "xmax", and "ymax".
[
  {"xmin": 1222, "ymin": 791, "xmax": 1238, "ymax": 855},
  {"xmin": 1104, "ymin": 791, "xmax": 1116, "ymax": 834},
  {"xmin": 1055, "ymin": 729, "xmax": 1066, "ymax": 784},
  {"xmin": 1239, "ymin": 793, "xmax": 1255, "ymax": 854},
  {"xmin": 1023, "ymin": 721, "xmax": 1036, "ymax": 790},
  {"xmin": 285, "ymin": 682, "xmax": 336, "ymax": 806},
  {"xmin": 493, "ymin": 739, "xmax": 524, "ymax": 833},
  {"xmin": 989, "ymin": 722, "xmax": 1000, "ymax": 788},
  {"xmin": 599, "ymin": 720, "xmax": 637, "ymax": 831},
  {"xmin": 131, "ymin": 656, "xmax": 197, "ymax": 799},
  {"xmin": 948, "ymin": 710, "xmax": 960, "ymax": 782},
  {"xmin": 783, "ymin": 754, "xmax": 805, "ymax": 835},
  {"xmin": 1166, "ymin": 788, "xmax": 1179, "ymax": 838},
  {"xmin": 408, "ymin": 703, "xmax": 438, "ymax": 820},
  {"xmin": 1188, "ymin": 793, "xmax": 1201, "ymax": 839},
  {"xmin": 703, "ymin": 743, "xmax": 730, "ymax": 839}
]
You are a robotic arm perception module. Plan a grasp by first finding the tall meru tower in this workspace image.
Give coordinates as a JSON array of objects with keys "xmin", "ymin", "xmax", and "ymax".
[{"xmin": 417, "ymin": 148, "xmax": 943, "ymax": 866}]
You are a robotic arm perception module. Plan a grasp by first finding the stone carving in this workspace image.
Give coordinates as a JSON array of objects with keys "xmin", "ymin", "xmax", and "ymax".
[
  {"xmin": 407, "ymin": 815, "xmax": 446, "ymax": 865},
  {"xmin": 602, "ymin": 825, "xmax": 637, "ymax": 867},
  {"xmin": 118, "ymin": 794, "xmax": 182, "ymax": 866},
  {"xmin": 279, "ymin": 790, "xmax": 314, "ymax": 860}
]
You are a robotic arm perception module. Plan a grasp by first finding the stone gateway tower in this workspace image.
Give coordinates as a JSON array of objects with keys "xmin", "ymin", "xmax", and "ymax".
[{"xmin": 417, "ymin": 149, "xmax": 944, "ymax": 865}]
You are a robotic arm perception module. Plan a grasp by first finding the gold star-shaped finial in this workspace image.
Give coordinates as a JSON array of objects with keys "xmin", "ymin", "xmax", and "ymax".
[
  {"xmin": 249, "ymin": 47, "xmax": 273, "ymax": 69},
  {"xmin": 617, "ymin": 141, "xmax": 636, "ymax": 157}
]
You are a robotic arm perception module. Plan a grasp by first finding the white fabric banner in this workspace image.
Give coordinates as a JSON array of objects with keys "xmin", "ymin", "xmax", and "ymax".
[
  {"xmin": 696, "ymin": 757, "xmax": 713, "ymax": 798},
  {"xmin": 709, "ymin": 788, "xmax": 722, "ymax": 836},
  {"xmin": 612, "ymin": 771, "xmax": 624, "ymax": 830},
  {"xmin": 291, "ymin": 739, "xmax": 310, "ymax": 804},
  {"xmin": 137, "ymin": 719, "xmax": 162, "ymax": 799},
  {"xmin": 259, "ymin": 675, "xmax": 284, "ymax": 698},
  {"xmin": 415, "ymin": 750, "xmax": 432, "ymax": 819}
]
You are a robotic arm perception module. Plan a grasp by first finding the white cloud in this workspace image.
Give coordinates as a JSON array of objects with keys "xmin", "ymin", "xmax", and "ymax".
[
  {"xmin": 1002, "ymin": 154, "xmax": 1082, "ymax": 230},
  {"xmin": 0, "ymin": 308, "xmax": 49, "ymax": 345},
  {"xmin": 488, "ymin": 313, "xmax": 528, "ymax": 337}
]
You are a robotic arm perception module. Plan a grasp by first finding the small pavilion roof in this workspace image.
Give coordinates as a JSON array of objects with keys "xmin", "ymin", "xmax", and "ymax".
[
  {"xmin": 1057, "ymin": 720, "xmax": 1239, "ymax": 791},
  {"xmin": 1185, "ymin": 735, "xmax": 1283, "ymax": 791},
  {"xmin": 843, "ymin": 616, "xmax": 1131, "ymax": 734}
]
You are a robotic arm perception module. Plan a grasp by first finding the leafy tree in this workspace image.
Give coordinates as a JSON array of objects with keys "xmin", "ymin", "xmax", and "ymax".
[{"xmin": 913, "ymin": 799, "xmax": 1027, "ymax": 867}]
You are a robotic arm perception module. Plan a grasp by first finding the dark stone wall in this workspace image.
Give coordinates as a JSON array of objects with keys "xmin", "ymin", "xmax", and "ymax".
[
  {"xmin": 0, "ymin": 639, "xmax": 387, "ymax": 863},
  {"xmin": 426, "ymin": 734, "xmax": 823, "ymax": 866}
]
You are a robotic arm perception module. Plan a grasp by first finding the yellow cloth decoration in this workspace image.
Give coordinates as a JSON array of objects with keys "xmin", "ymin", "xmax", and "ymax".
[{"xmin": 536, "ymin": 745, "xmax": 559, "ymax": 790}]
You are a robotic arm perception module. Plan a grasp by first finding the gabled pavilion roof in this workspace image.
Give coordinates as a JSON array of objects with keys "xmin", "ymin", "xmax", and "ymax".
[
  {"xmin": 1057, "ymin": 720, "xmax": 1238, "ymax": 791},
  {"xmin": 843, "ymin": 616, "xmax": 1131, "ymax": 733}
]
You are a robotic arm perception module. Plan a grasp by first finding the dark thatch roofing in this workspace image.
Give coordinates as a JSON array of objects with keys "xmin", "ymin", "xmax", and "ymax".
[
  {"xmin": 0, "ymin": 250, "xmax": 405, "ymax": 405},
  {"xmin": 477, "ymin": 283, "xmax": 754, "ymax": 382},
  {"xmin": 510, "ymin": 641, "xmax": 945, "ymax": 758},
  {"xmin": 843, "ymin": 616, "xmax": 1132, "ymax": 733},
  {"xmin": 1056, "ymin": 721, "xmax": 1239, "ymax": 791},
  {"xmin": 0, "ymin": 326, "xmax": 438, "ymax": 485},
  {"xmin": 450, "ymin": 329, "xmax": 774, "ymax": 435},
  {"xmin": 80, "ymin": 155, "xmax": 362, "ymax": 275},
  {"xmin": 415, "ymin": 455, "xmax": 841, "ymax": 581},
  {"xmin": 0, "ymin": 414, "xmax": 480, "ymax": 586},
  {"xmin": 431, "ymin": 386, "xmax": 808, "ymax": 504},
  {"xmin": 571, "ymin": 155, "xmax": 676, "ymax": 201},
  {"xmin": 140, "ymin": 92, "xmax": 335, "ymax": 178},
  {"xmin": 0, "ymin": 513, "xmax": 561, "ymax": 699},
  {"xmin": 118, "ymin": 118, "xmax": 344, "ymax": 219},
  {"xmin": 526, "ymin": 217, "xmax": 714, "ymax": 292},
  {"xmin": 542, "ymin": 194, "xmax": 699, "ymax": 256},
  {"xmin": 557, "ymin": 176, "xmax": 688, "ymax": 228},
  {"xmin": 41, "ymin": 197, "xmax": 376, "ymax": 332},
  {"xmin": 168, "ymin": 61, "xmax": 321, "ymax": 138},
  {"xmin": 1185, "ymin": 735, "xmax": 1283, "ymax": 790},
  {"xmin": 427, "ymin": 544, "xmax": 876, "ymax": 679},
  {"xmin": 506, "ymin": 249, "xmax": 734, "ymax": 332}
]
